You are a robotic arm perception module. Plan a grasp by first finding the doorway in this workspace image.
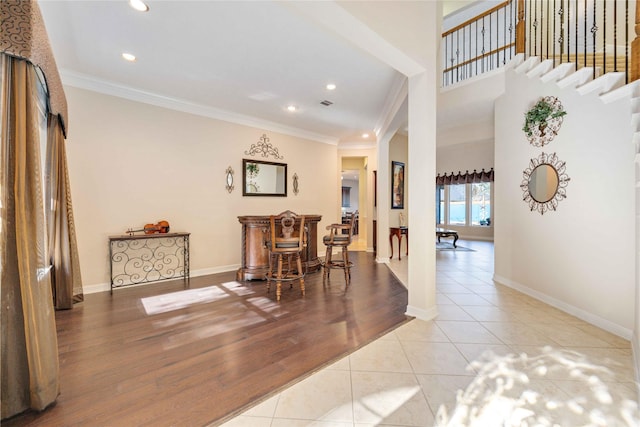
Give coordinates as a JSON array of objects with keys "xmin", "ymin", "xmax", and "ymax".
[{"xmin": 341, "ymin": 156, "xmax": 368, "ymax": 251}]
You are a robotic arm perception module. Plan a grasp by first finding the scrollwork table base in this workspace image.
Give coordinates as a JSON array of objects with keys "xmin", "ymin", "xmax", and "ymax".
[{"xmin": 109, "ymin": 232, "xmax": 190, "ymax": 293}]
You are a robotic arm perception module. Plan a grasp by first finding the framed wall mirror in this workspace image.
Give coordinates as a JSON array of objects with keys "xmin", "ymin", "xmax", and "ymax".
[
  {"xmin": 242, "ymin": 158, "xmax": 287, "ymax": 197},
  {"xmin": 520, "ymin": 152, "xmax": 570, "ymax": 214}
]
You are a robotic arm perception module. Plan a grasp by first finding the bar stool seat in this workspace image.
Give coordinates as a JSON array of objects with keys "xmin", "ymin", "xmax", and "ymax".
[
  {"xmin": 322, "ymin": 212, "xmax": 355, "ymax": 286},
  {"xmin": 265, "ymin": 211, "xmax": 306, "ymax": 301}
]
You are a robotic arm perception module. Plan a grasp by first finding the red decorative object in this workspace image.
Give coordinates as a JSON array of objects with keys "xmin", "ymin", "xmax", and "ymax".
[{"xmin": 126, "ymin": 220, "xmax": 170, "ymax": 236}]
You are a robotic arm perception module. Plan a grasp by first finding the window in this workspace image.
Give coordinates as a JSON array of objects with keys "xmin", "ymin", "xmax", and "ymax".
[
  {"xmin": 448, "ymin": 184, "xmax": 466, "ymax": 225},
  {"xmin": 471, "ymin": 182, "xmax": 491, "ymax": 226},
  {"xmin": 437, "ymin": 182, "xmax": 492, "ymax": 227},
  {"xmin": 436, "ymin": 185, "xmax": 444, "ymax": 225}
]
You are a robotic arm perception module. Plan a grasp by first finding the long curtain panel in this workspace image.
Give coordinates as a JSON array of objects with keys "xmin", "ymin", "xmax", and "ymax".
[
  {"xmin": 0, "ymin": 54, "xmax": 59, "ymax": 418},
  {"xmin": 46, "ymin": 113, "xmax": 83, "ymax": 309}
]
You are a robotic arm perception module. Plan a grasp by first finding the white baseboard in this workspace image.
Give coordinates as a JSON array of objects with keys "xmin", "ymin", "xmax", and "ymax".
[
  {"xmin": 493, "ymin": 274, "xmax": 633, "ymax": 340},
  {"xmin": 190, "ymin": 264, "xmax": 240, "ymax": 277},
  {"xmin": 461, "ymin": 236, "xmax": 494, "ymax": 242},
  {"xmin": 82, "ymin": 264, "xmax": 240, "ymax": 295},
  {"xmin": 405, "ymin": 305, "xmax": 438, "ymax": 321}
]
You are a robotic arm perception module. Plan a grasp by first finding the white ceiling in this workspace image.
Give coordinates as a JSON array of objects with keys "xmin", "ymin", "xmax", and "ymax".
[
  {"xmin": 38, "ymin": 0, "xmax": 411, "ymax": 145},
  {"xmin": 38, "ymin": 1, "xmax": 491, "ymax": 147}
]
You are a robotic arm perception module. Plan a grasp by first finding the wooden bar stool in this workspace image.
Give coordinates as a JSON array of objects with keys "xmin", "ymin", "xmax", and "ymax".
[
  {"xmin": 322, "ymin": 212, "xmax": 356, "ymax": 285},
  {"xmin": 265, "ymin": 211, "xmax": 306, "ymax": 301}
]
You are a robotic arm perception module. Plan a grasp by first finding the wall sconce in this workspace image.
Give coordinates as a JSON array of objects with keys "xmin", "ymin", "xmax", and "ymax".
[
  {"xmin": 293, "ymin": 173, "xmax": 299, "ymax": 195},
  {"xmin": 225, "ymin": 166, "xmax": 234, "ymax": 193}
]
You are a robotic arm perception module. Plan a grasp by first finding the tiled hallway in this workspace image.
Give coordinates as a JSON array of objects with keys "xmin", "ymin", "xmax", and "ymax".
[{"xmin": 220, "ymin": 240, "xmax": 638, "ymax": 426}]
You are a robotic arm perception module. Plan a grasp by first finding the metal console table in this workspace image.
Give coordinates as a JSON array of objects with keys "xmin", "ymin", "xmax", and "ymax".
[{"xmin": 109, "ymin": 232, "xmax": 190, "ymax": 293}]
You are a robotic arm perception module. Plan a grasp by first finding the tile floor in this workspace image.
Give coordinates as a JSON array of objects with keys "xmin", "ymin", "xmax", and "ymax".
[{"xmin": 219, "ymin": 240, "xmax": 639, "ymax": 426}]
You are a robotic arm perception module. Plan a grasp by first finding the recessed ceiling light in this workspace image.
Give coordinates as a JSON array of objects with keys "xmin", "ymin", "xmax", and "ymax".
[
  {"xmin": 129, "ymin": 0, "xmax": 149, "ymax": 12},
  {"xmin": 326, "ymin": 83, "xmax": 336, "ymax": 90},
  {"xmin": 287, "ymin": 105, "xmax": 297, "ymax": 112},
  {"xmin": 362, "ymin": 133, "xmax": 370, "ymax": 138},
  {"xmin": 122, "ymin": 52, "xmax": 136, "ymax": 62}
]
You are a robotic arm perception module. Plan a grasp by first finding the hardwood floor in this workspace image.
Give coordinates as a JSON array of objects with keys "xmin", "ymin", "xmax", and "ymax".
[{"xmin": 4, "ymin": 252, "xmax": 409, "ymax": 426}]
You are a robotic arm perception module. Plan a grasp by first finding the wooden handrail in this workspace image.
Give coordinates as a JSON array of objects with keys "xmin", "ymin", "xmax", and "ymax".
[
  {"xmin": 442, "ymin": 43, "xmax": 516, "ymax": 73},
  {"xmin": 442, "ymin": 0, "xmax": 512, "ymax": 37},
  {"xmin": 443, "ymin": 0, "xmax": 640, "ymax": 84}
]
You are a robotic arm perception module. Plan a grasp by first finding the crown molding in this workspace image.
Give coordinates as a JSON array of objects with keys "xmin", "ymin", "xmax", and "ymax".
[
  {"xmin": 337, "ymin": 141, "xmax": 377, "ymax": 151},
  {"xmin": 59, "ymin": 69, "xmax": 339, "ymax": 146},
  {"xmin": 374, "ymin": 74, "xmax": 408, "ymax": 139}
]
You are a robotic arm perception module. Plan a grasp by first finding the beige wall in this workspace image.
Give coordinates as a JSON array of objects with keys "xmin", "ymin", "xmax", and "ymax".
[{"xmin": 65, "ymin": 86, "xmax": 339, "ymax": 292}]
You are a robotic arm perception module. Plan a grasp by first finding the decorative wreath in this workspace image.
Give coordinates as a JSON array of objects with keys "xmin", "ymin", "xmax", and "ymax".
[{"xmin": 522, "ymin": 96, "xmax": 567, "ymax": 147}]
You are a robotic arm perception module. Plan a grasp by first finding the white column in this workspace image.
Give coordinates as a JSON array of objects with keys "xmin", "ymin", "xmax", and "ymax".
[
  {"xmin": 406, "ymin": 70, "xmax": 437, "ymax": 320},
  {"xmin": 376, "ymin": 131, "xmax": 392, "ymax": 262}
]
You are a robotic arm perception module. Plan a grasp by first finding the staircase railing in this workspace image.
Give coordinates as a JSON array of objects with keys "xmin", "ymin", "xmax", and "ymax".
[
  {"xmin": 442, "ymin": 0, "xmax": 517, "ymax": 86},
  {"xmin": 442, "ymin": 0, "xmax": 640, "ymax": 86}
]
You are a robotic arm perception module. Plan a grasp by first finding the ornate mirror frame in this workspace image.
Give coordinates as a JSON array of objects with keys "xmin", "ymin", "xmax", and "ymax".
[
  {"xmin": 520, "ymin": 152, "xmax": 570, "ymax": 214},
  {"xmin": 242, "ymin": 158, "xmax": 287, "ymax": 197}
]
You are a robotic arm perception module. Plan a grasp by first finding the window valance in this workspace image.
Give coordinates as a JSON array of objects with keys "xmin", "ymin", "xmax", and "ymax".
[
  {"xmin": 436, "ymin": 168, "xmax": 494, "ymax": 185},
  {"xmin": 1, "ymin": 0, "xmax": 68, "ymax": 133}
]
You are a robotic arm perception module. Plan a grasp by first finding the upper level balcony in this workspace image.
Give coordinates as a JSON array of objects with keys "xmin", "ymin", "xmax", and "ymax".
[{"xmin": 442, "ymin": 0, "xmax": 639, "ymax": 88}]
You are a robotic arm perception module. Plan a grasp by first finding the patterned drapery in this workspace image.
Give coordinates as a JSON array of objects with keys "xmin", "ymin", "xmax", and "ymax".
[
  {"xmin": 1, "ymin": 54, "xmax": 60, "ymax": 419},
  {"xmin": 47, "ymin": 113, "xmax": 84, "ymax": 308},
  {"xmin": 436, "ymin": 168, "xmax": 495, "ymax": 185},
  {"xmin": 0, "ymin": 0, "xmax": 68, "ymax": 133}
]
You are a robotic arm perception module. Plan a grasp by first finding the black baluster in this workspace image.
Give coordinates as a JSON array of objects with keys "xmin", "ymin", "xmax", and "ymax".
[
  {"xmin": 546, "ymin": 0, "xmax": 550, "ymax": 59},
  {"xmin": 614, "ymin": 0, "xmax": 618, "ymax": 72},
  {"xmin": 603, "ymin": 0, "xmax": 606, "ymax": 75},
  {"xmin": 476, "ymin": 20, "xmax": 479, "ymax": 77},
  {"xmin": 625, "ymin": 0, "xmax": 629, "ymax": 83},
  {"xmin": 592, "ymin": 0, "xmax": 597, "ymax": 79},
  {"xmin": 482, "ymin": 16, "xmax": 486, "ymax": 73},
  {"xmin": 575, "ymin": 0, "xmax": 578, "ymax": 68},
  {"xmin": 567, "ymin": 0, "xmax": 571, "ymax": 66},
  {"xmin": 528, "ymin": 0, "xmax": 532, "ymax": 55},
  {"xmin": 533, "ymin": 0, "xmax": 538, "ymax": 55},
  {"xmin": 584, "ymin": 0, "xmax": 587, "ymax": 73},
  {"xmin": 456, "ymin": 30, "xmax": 460, "ymax": 82},
  {"xmin": 553, "ymin": 0, "xmax": 557, "ymax": 66}
]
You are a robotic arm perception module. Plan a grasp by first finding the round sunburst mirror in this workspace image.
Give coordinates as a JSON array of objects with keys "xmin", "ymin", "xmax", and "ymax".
[{"xmin": 520, "ymin": 152, "xmax": 570, "ymax": 214}]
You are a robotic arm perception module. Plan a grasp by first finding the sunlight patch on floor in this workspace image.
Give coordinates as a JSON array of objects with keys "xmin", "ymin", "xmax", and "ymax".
[
  {"xmin": 140, "ymin": 284, "xmax": 232, "ymax": 315},
  {"xmin": 435, "ymin": 347, "xmax": 640, "ymax": 427}
]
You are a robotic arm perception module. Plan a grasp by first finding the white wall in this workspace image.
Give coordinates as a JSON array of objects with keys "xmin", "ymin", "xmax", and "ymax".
[
  {"xmin": 65, "ymin": 86, "xmax": 338, "ymax": 292},
  {"xmin": 442, "ymin": 0, "xmax": 505, "ymax": 30},
  {"xmin": 494, "ymin": 69, "xmax": 636, "ymax": 337}
]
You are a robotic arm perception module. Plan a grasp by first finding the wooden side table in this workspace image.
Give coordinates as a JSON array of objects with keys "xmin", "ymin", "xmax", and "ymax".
[{"xmin": 389, "ymin": 226, "xmax": 408, "ymax": 260}]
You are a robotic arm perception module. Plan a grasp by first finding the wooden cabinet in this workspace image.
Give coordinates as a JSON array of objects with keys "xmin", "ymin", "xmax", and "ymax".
[{"xmin": 237, "ymin": 214, "xmax": 322, "ymax": 281}]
